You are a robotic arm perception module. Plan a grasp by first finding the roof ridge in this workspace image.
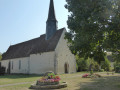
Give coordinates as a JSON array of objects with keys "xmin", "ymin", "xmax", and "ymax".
[{"xmin": 2, "ymin": 28, "xmax": 65, "ymax": 60}]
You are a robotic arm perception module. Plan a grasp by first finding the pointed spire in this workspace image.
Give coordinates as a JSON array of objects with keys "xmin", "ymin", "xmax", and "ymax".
[
  {"xmin": 46, "ymin": 0, "xmax": 58, "ymax": 40},
  {"xmin": 47, "ymin": 0, "xmax": 56, "ymax": 21}
]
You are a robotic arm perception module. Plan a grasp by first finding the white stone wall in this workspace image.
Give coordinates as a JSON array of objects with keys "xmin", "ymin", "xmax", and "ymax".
[
  {"xmin": 29, "ymin": 52, "xmax": 55, "ymax": 74},
  {"xmin": 10, "ymin": 57, "xmax": 29, "ymax": 74},
  {"xmin": 1, "ymin": 60, "xmax": 9, "ymax": 73},
  {"xmin": 1, "ymin": 52, "xmax": 55, "ymax": 74},
  {"xmin": 55, "ymin": 29, "xmax": 76, "ymax": 74},
  {"xmin": 1, "ymin": 57, "xmax": 29, "ymax": 74}
]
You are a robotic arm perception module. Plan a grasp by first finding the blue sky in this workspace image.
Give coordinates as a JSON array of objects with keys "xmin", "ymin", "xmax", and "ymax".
[{"xmin": 0, "ymin": 0, "xmax": 69, "ymax": 53}]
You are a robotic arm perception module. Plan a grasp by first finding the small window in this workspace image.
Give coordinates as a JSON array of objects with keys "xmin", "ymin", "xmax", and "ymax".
[{"xmin": 19, "ymin": 60, "xmax": 21, "ymax": 70}]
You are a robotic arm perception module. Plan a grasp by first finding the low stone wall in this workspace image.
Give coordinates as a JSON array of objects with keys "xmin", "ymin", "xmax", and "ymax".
[
  {"xmin": 30, "ymin": 82, "xmax": 67, "ymax": 89},
  {"xmin": 36, "ymin": 81, "xmax": 59, "ymax": 86}
]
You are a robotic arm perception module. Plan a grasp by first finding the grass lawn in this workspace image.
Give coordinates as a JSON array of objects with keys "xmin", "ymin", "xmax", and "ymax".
[
  {"xmin": 0, "ymin": 75, "xmax": 41, "ymax": 85},
  {"xmin": 0, "ymin": 72, "xmax": 120, "ymax": 90}
]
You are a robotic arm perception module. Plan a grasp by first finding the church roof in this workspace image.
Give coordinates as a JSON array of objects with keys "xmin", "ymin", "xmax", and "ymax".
[{"xmin": 2, "ymin": 28, "xmax": 64, "ymax": 60}]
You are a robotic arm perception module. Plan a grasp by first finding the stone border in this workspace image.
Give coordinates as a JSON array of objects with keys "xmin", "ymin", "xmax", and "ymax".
[{"xmin": 29, "ymin": 82, "xmax": 67, "ymax": 89}]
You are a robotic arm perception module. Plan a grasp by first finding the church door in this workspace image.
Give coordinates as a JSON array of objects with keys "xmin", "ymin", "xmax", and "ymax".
[{"xmin": 65, "ymin": 63, "xmax": 69, "ymax": 74}]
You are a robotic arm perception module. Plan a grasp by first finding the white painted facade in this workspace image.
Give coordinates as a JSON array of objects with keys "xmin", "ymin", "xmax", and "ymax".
[
  {"xmin": 1, "ymin": 29, "xmax": 76, "ymax": 74},
  {"xmin": 29, "ymin": 52, "xmax": 55, "ymax": 74},
  {"xmin": 55, "ymin": 30, "xmax": 76, "ymax": 74}
]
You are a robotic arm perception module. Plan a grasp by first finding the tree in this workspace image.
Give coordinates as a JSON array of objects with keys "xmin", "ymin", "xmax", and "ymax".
[
  {"xmin": 103, "ymin": 0, "xmax": 120, "ymax": 62},
  {"xmin": 0, "ymin": 53, "xmax": 2, "ymax": 60},
  {"xmin": 65, "ymin": 0, "xmax": 120, "ymax": 63}
]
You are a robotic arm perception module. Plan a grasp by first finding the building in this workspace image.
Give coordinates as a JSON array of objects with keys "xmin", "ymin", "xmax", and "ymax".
[{"xmin": 1, "ymin": 0, "xmax": 76, "ymax": 74}]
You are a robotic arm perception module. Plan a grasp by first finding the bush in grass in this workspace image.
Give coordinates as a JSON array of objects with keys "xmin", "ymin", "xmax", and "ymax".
[
  {"xmin": 116, "ymin": 66, "xmax": 119, "ymax": 72},
  {"xmin": 100, "ymin": 69, "xmax": 104, "ymax": 72},
  {"xmin": 101, "ymin": 57, "xmax": 110, "ymax": 71},
  {"xmin": 0, "ymin": 67, "xmax": 5, "ymax": 75},
  {"xmin": 82, "ymin": 73, "xmax": 101, "ymax": 78},
  {"xmin": 87, "ymin": 58, "xmax": 100, "ymax": 71},
  {"xmin": 114, "ymin": 62, "xmax": 120, "ymax": 73},
  {"xmin": 90, "ymin": 70, "xmax": 93, "ymax": 75},
  {"xmin": 76, "ymin": 63, "xmax": 78, "ymax": 71},
  {"xmin": 76, "ymin": 56, "xmax": 89, "ymax": 72}
]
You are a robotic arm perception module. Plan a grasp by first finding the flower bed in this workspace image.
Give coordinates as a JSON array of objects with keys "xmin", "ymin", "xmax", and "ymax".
[
  {"xmin": 30, "ymin": 72, "xmax": 67, "ymax": 89},
  {"xmin": 36, "ymin": 73, "xmax": 61, "ymax": 85},
  {"xmin": 82, "ymin": 73, "xmax": 101, "ymax": 78}
]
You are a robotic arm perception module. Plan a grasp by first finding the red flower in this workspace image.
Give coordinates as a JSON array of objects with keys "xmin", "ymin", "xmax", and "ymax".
[
  {"xmin": 55, "ymin": 76, "xmax": 60, "ymax": 79},
  {"xmin": 82, "ymin": 74, "xmax": 89, "ymax": 78},
  {"xmin": 51, "ymin": 75, "xmax": 53, "ymax": 78}
]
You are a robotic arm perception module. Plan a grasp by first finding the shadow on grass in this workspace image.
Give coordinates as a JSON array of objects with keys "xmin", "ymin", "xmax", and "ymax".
[
  {"xmin": 0, "ymin": 74, "xmax": 41, "ymax": 79},
  {"xmin": 76, "ymin": 75, "xmax": 120, "ymax": 90}
]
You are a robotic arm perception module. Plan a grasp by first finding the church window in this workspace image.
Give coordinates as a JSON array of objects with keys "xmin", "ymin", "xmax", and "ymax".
[{"xmin": 19, "ymin": 60, "xmax": 21, "ymax": 69}]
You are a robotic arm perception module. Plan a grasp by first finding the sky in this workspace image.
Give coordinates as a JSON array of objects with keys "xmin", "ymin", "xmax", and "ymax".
[{"xmin": 0, "ymin": 0, "xmax": 69, "ymax": 53}]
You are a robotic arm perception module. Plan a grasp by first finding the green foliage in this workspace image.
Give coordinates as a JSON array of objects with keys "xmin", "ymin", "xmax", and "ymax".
[
  {"xmin": 76, "ymin": 56, "xmax": 90, "ymax": 71},
  {"xmin": 88, "ymin": 58, "xmax": 99, "ymax": 71},
  {"xmin": 76, "ymin": 56, "xmax": 99, "ymax": 71},
  {"xmin": 90, "ymin": 70, "xmax": 93, "ymax": 75},
  {"xmin": 101, "ymin": 57, "xmax": 111, "ymax": 71},
  {"xmin": 47, "ymin": 73, "xmax": 55, "ymax": 78},
  {"xmin": 99, "ymin": 69, "xmax": 104, "ymax": 72},
  {"xmin": 65, "ymin": 0, "xmax": 120, "ymax": 62},
  {"xmin": 0, "ymin": 53, "xmax": 2, "ymax": 60},
  {"xmin": 114, "ymin": 62, "xmax": 120, "ymax": 73},
  {"xmin": 112, "ymin": 53, "xmax": 120, "ymax": 63},
  {"xmin": 76, "ymin": 63, "xmax": 78, "ymax": 71}
]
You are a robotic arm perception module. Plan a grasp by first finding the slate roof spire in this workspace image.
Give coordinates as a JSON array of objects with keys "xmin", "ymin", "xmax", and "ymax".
[
  {"xmin": 48, "ymin": 0, "xmax": 56, "ymax": 20},
  {"xmin": 46, "ymin": 0, "xmax": 58, "ymax": 40}
]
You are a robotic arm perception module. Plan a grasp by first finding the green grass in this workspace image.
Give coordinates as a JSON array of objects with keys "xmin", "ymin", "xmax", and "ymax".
[
  {"xmin": 0, "ymin": 83, "xmax": 31, "ymax": 90},
  {"xmin": 0, "ymin": 72, "xmax": 120, "ymax": 90},
  {"xmin": 80, "ymin": 75, "xmax": 120, "ymax": 90},
  {"xmin": 0, "ymin": 74, "xmax": 41, "ymax": 85}
]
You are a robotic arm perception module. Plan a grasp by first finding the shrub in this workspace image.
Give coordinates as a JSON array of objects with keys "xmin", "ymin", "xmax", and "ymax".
[
  {"xmin": 0, "ymin": 66, "xmax": 5, "ymax": 75},
  {"xmin": 115, "ymin": 66, "xmax": 120, "ymax": 73},
  {"xmin": 82, "ymin": 73, "xmax": 101, "ymax": 78},
  {"xmin": 88, "ymin": 59, "xmax": 99, "ymax": 71},
  {"xmin": 76, "ymin": 63, "xmax": 78, "ymax": 71},
  {"xmin": 76, "ymin": 56, "xmax": 89, "ymax": 72},
  {"xmin": 101, "ymin": 57, "xmax": 110, "ymax": 71},
  {"xmin": 0, "ymin": 53, "xmax": 2, "ymax": 61},
  {"xmin": 114, "ymin": 62, "xmax": 120, "ymax": 73},
  {"xmin": 100, "ymin": 69, "xmax": 104, "ymax": 72},
  {"xmin": 90, "ymin": 70, "xmax": 93, "ymax": 75}
]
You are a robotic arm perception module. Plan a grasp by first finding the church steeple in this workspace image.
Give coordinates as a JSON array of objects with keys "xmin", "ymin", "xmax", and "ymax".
[
  {"xmin": 46, "ymin": 0, "xmax": 58, "ymax": 40},
  {"xmin": 48, "ymin": 0, "xmax": 56, "ymax": 20}
]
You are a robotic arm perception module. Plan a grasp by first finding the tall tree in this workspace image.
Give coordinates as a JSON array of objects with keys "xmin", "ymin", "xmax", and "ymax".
[
  {"xmin": 65, "ymin": 0, "xmax": 120, "ymax": 62},
  {"xmin": 104, "ymin": 0, "xmax": 120, "ymax": 62},
  {"xmin": 0, "ymin": 53, "xmax": 2, "ymax": 60}
]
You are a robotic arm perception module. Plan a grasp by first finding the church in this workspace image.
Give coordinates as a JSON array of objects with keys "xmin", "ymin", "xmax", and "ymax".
[{"xmin": 1, "ymin": 0, "xmax": 76, "ymax": 74}]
